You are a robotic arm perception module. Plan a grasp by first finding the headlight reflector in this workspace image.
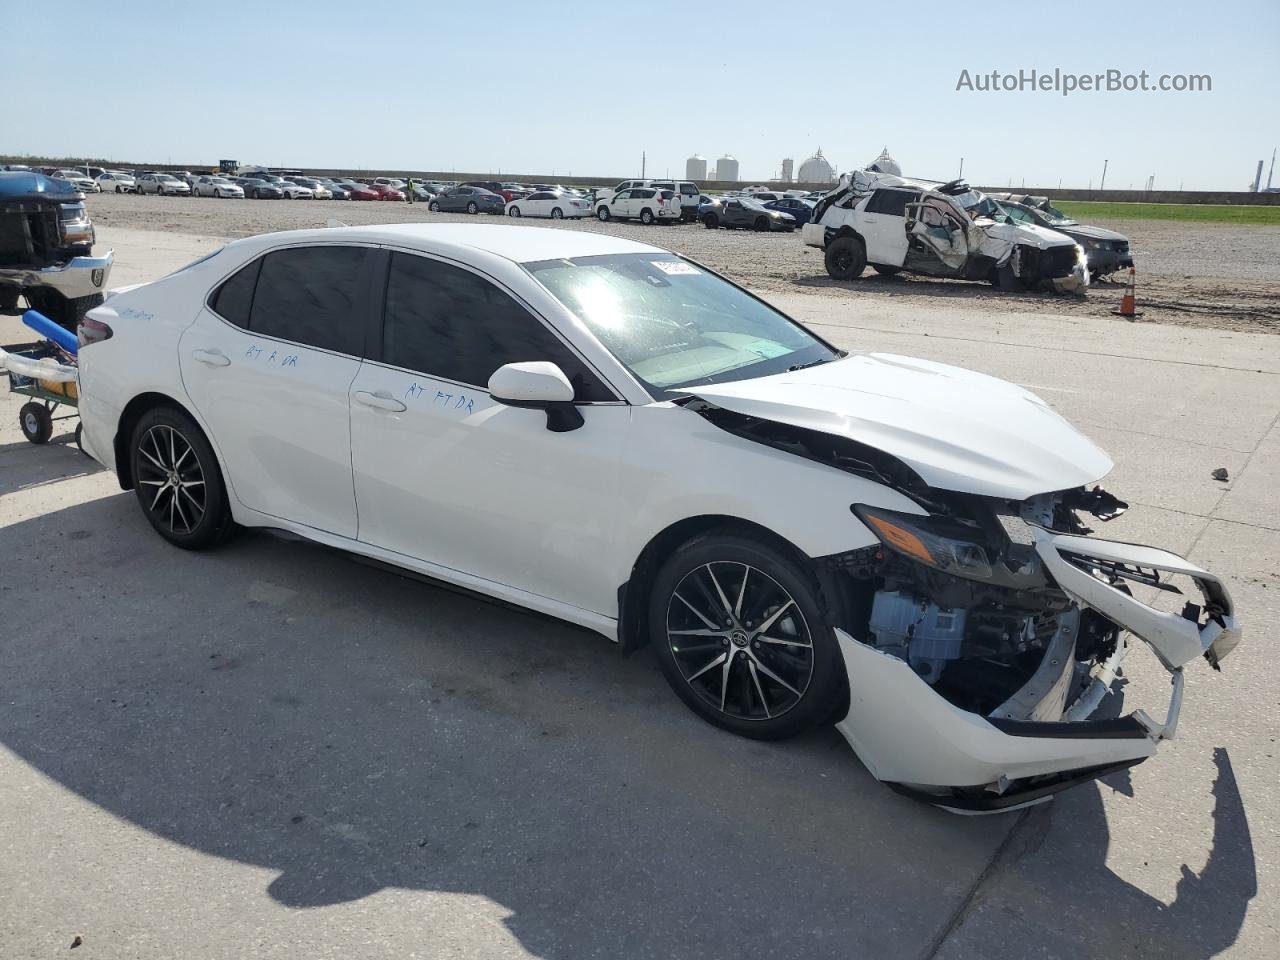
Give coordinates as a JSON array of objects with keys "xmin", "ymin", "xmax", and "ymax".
[{"xmin": 855, "ymin": 505, "xmax": 993, "ymax": 581}]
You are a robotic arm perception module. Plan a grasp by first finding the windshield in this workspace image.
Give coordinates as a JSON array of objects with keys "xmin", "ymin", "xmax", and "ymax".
[
  {"xmin": 525, "ymin": 253, "xmax": 839, "ymax": 397},
  {"xmin": 954, "ymin": 190, "xmax": 1002, "ymax": 219},
  {"xmin": 157, "ymin": 174, "xmax": 177, "ymax": 182},
  {"xmin": 1039, "ymin": 204, "xmax": 1078, "ymax": 226}
]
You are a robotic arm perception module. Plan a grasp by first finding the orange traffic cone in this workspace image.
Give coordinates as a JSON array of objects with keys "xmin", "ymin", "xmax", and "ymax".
[{"xmin": 1113, "ymin": 266, "xmax": 1142, "ymax": 318}]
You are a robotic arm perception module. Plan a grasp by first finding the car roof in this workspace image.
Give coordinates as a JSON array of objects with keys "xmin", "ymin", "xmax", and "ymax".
[{"xmin": 228, "ymin": 223, "xmax": 666, "ymax": 265}]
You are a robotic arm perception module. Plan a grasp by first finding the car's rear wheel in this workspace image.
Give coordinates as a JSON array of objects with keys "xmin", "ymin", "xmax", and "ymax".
[
  {"xmin": 824, "ymin": 235, "xmax": 867, "ymax": 281},
  {"xmin": 640, "ymin": 209, "xmax": 655, "ymax": 225},
  {"xmin": 649, "ymin": 530, "xmax": 844, "ymax": 740},
  {"xmin": 551, "ymin": 207, "xmax": 563, "ymax": 219},
  {"xmin": 703, "ymin": 214, "xmax": 719, "ymax": 229},
  {"xmin": 466, "ymin": 201, "xmax": 478, "ymax": 214},
  {"xmin": 129, "ymin": 406, "xmax": 233, "ymax": 550},
  {"xmin": 754, "ymin": 216, "xmax": 769, "ymax": 231},
  {"xmin": 508, "ymin": 206, "xmax": 521, "ymax": 217},
  {"xmin": 597, "ymin": 206, "xmax": 610, "ymax": 221}
]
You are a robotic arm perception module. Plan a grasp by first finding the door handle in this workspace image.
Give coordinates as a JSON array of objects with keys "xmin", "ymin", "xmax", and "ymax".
[
  {"xmin": 192, "ymin": 349, "xmax": 230, "ymax": 367},
  {"xmin": 354, "ymin": 390, "xmax": 407, "ymax": 413}
]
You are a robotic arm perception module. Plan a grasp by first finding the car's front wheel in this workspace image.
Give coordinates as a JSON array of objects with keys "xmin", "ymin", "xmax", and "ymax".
[
  {"xmin": 648, "ymin": 530, "xmax": 844, "ymax": 740},
  {"xmin": 429, "ymin": 201, "xmax": 440, "ymax": 212},
  {"xmin": 508, "ymin": 206, "xmax": 521, "ymax": 217},
  {"xmin": 597, "ymin": 206, "xmax": 610, "ymax": 221},
  {"xmin": 130, "ymin": 406, "xmax": 233, "ymax": 550},
  {"xmin": 466, "ymin": 201, "xmax": 478, "ymax": 214}
]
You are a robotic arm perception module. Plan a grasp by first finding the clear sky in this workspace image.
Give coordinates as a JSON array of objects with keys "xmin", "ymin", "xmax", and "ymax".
[{"xmin": 3, "ymin": 0, "xmax": 1276, "ymax": 189}]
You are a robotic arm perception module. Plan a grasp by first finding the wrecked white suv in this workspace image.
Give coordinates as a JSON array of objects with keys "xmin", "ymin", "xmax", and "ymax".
[{"xmin": 802, "ymin": 172, "xmax": 1089, "ymax": 293}]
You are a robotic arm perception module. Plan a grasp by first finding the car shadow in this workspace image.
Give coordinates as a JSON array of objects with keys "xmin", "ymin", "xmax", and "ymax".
[
  {"xmin": 0, "ymin": 436, "xmax": 104, "ymax": 498},
  {"xmin": 0, "ymin": 495, "xmax": 1256, "ymax": 958}
]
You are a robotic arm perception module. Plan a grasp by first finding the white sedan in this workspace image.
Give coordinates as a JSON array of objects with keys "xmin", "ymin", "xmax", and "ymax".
[
  {"xmin": 54, "ymin": 169, "xmax": 100, "ymax": 192},
  {"xmin": 505, "ymin": 189, "xmax": 591, "ymax": 219},
  {"xmin": 192, "ymin": 176, "xmax": 245, "ymax": 198},
  {"xmin": 76, "ymin": 223, "xmax": 1242, "ymax": 813},
  {"xmin": 96, "ymin": 171, "xmax": 136, "ymax": 193}
]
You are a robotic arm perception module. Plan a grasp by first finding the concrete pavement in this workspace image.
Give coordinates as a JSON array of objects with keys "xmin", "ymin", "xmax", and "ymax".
[{"xmin": 1, "ymin": 227, "xmax": 1275, "ymax": 958}]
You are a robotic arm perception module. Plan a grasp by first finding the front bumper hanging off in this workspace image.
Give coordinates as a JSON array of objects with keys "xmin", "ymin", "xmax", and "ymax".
[{"xmin": 834, "ymin": 530, "xmax": 1240, "ymax": 813}]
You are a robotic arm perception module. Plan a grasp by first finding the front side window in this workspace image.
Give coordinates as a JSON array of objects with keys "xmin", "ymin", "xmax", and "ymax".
[
  {"xmin": 525, "ymin": 253, "xmax": 839, "ymax": 397},
  {"xmin": 865, "ymin": 189, "xmax": 919, "ymax": 216},
  {"xmin": 381, "ymin": 253, "xmax": 612, "ymax": 401}
]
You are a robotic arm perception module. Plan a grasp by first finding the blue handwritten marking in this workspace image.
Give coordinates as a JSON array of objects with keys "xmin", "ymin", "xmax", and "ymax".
[
  {"xmin": 245, "ymin": 345, "xmax": 262, "ymax": 360},
  {"xmin": 402, "ymin": 383, "xmax": 477, "ymax": 416},
  {"xmin": 242, "ymin": 343, "xmax": 299, "ymax": 369},
  {"xmin": 282, "ymin": 355, "xmax": 298, "ymax": 368}
]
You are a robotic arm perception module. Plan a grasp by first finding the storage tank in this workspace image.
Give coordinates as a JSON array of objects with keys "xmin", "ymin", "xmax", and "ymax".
[
  {"xmin": 797, "ymin": 149, "xmax": 835, "ymax": 183},
  {"xmin": 868, "ymin": 147, "xmax": 901, "ymax": 176},
  {"xmin": 685, "ymin": 154, "xmax": 708, "ymax": 181},
  {"xmin": 716, "ymin": 155, "xmax": 739, "ymax": 182}
]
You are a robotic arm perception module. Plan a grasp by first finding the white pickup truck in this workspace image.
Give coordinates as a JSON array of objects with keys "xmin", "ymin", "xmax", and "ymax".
[{"xmin": 802, "ymin": 173, "xmax": 1088, "ymax": 293}]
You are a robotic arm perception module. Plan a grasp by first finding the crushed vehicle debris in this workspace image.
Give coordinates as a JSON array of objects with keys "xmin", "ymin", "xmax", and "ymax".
[
  {"xmin": 0, "ymin": 170, "xmax": 113, "ymax": 329},
  {"xmin": 802, "ymin": 170, "xmax": 1089, "ymax": 294}
]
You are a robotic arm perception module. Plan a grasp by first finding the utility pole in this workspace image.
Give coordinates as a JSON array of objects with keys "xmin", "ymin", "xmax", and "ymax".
[
  {"xmin": 1099, "ymin": 159, "xmax": 1109, "ymax": 190},
  {"xmin": 641, "ymin": 151, "xmax": 646, "ymax": 178},
  {"xmin": 958, "ymin": 157, "xmax": 964, "ymax": 179}
]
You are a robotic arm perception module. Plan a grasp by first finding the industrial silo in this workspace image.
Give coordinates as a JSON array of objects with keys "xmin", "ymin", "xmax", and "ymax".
[
  {"xmin": 798, "ymin": 148, "xmax": 835, "ymax": 184},
  {"xmin": 685, "ymin": 154, "xmax": 708, "ymax": 181},
  {"xmin": 781, "ymin": 158, "xmax": 794, "ymax": 182},
  {"xmin": 716, "ymin": 155, "xmax": 739, "ymax": 182}
]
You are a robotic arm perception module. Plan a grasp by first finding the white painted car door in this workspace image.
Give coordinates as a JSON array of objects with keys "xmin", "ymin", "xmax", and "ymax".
[
  {"xmin": 858, "ymin": 189, "xmax": 915, "ymax": 267},
  {"xmin": 348, "ymin": 249, "xmax": 629, "ymax": 614},
  {"xmin": 178, "ymin": 243, "xmax": 373, "ymax": 537}
]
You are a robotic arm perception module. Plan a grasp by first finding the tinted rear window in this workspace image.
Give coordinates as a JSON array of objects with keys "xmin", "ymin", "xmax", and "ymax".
[
  {"xmin": 865, "ymin": 189, "xmax": 920, "ymax": 216},
  {"xmin": 245, "ymin": 246, "xmax": 369, "ymax": 354},
  {"xmin": 210, "ymin": 259, "xmax": 260, "ymax": 328}
]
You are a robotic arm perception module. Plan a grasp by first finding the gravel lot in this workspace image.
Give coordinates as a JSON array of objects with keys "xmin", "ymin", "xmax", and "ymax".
[{"xmin": 86, "ymin": 191, "xmax": 1280, "ymax": 333}]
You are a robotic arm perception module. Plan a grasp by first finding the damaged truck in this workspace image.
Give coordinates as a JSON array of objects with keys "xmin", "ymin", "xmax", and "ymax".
[
  {"xmin": 802, "ymin": 171, "xmax": 1089, "ymax": 293},
  {"xmin": 0, "ymin": 169, "xmax": 113, "ymax": 328}
]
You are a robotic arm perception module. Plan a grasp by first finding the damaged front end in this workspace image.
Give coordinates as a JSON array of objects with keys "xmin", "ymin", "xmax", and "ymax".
[
  {"xmin": 826, "ymin": 490, "xmax": 1239, "ymax": 813},
  {"xmin": 685, "ymin": 386, "xmax": 1241, "ymax": 812}
]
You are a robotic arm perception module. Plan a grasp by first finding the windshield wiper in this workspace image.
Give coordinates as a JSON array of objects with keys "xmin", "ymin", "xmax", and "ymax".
[{"xmin": 787, "ymin": 357, "xmax": 833, "ymax": 372}]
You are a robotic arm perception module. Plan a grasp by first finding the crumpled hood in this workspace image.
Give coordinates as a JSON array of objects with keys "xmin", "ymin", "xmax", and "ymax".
[
  {"xmin": 681, "ymin": 353, "xmax": 1112, "ymax": 499},
  {"xmin": 983, "ymin": 220, "xmax": 1078, "ymax": 251}
]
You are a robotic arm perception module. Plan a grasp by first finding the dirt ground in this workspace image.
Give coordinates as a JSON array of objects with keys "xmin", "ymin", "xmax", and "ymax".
[{"xmin": 85, "ymin": 192, "xmax": 1280, "ymax": 334}]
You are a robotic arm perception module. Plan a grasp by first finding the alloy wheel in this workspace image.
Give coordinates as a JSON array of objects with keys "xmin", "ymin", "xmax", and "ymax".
[
  {"xmin": 136, "ymin": 424, "xmax": 206, "ymax": 536},
  {"xmin": 665, "ymin": 562, "xmax": 814, "ymax": 721}
]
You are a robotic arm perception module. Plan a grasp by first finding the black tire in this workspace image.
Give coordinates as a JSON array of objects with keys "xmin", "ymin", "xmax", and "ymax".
[
  {"xmin": 648, "ymin": 530, "xmax": 844, "ymax": 741},
  {"xmin": 640, "ymin": 208, "xmax": 655, "ymax": 225},
  {"xmin": 0, "ymin": 286, "xmax": 19, "ymax": 310},
  {"xmin": 115, "ymin": 185, "xmax": 124, "ymax": 194},
  {"xmin": 253, "ymin": 189, "xmax": 261, "ymax": 199},
  {"xmin": 597, "ymin": 206, "xmax": 610, "ymax": 221},
  {"xmin": 824, "ymin": 235, "xmax": 867, "ymax": 281},
  {"xmin": 871, "ymin": 264, "xmax": 901, "ymax": 277},
  {"xmin": 508, "ymin": 206, "xmax": 521, "ymax": 217},
  {"xmin": 550, "ymin": 207, "xmax": 563, "ymax": 219},
  {"xmin": 429, "ymin": 201, "xmax": 440, "ymax": 212},
  {"xmin": 19, "ymin": 402, "xmax": 53, "ymax": 444},
  {"xmin": 41, "ymin": 293, "xmax": 104, "ymax": 333},
  {"xmin": 74, "ymin": 421, "xmax": 90, "ymax": 456},
  {"xmin": 466, "ymin": 201, "xmax": 478, "ymax": 215},
  {"xmin": 753, "ymin": 216, "xmax": 769, "ymax": 231},
  {"xmin": 702, "ymin": 214, "xmax": 719, "ymax": 229},
  {"xmin": 994, "ymin": 257, "xmax": 1023, "ymax": 291},
  {"xmin": 129, "ymin": 406, "xmax": 233, "ymax": 550}
]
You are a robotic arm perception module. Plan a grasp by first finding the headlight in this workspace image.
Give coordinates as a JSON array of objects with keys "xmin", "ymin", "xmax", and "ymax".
[{"xmin": 855, "ymin": 505, "xmax": 993, "ymax": 580}]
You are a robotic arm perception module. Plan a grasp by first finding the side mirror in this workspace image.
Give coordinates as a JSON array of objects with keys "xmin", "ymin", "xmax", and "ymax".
[{"xmin": 488, "ymin": 362, "xmax": 584, "ymax": 432}]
